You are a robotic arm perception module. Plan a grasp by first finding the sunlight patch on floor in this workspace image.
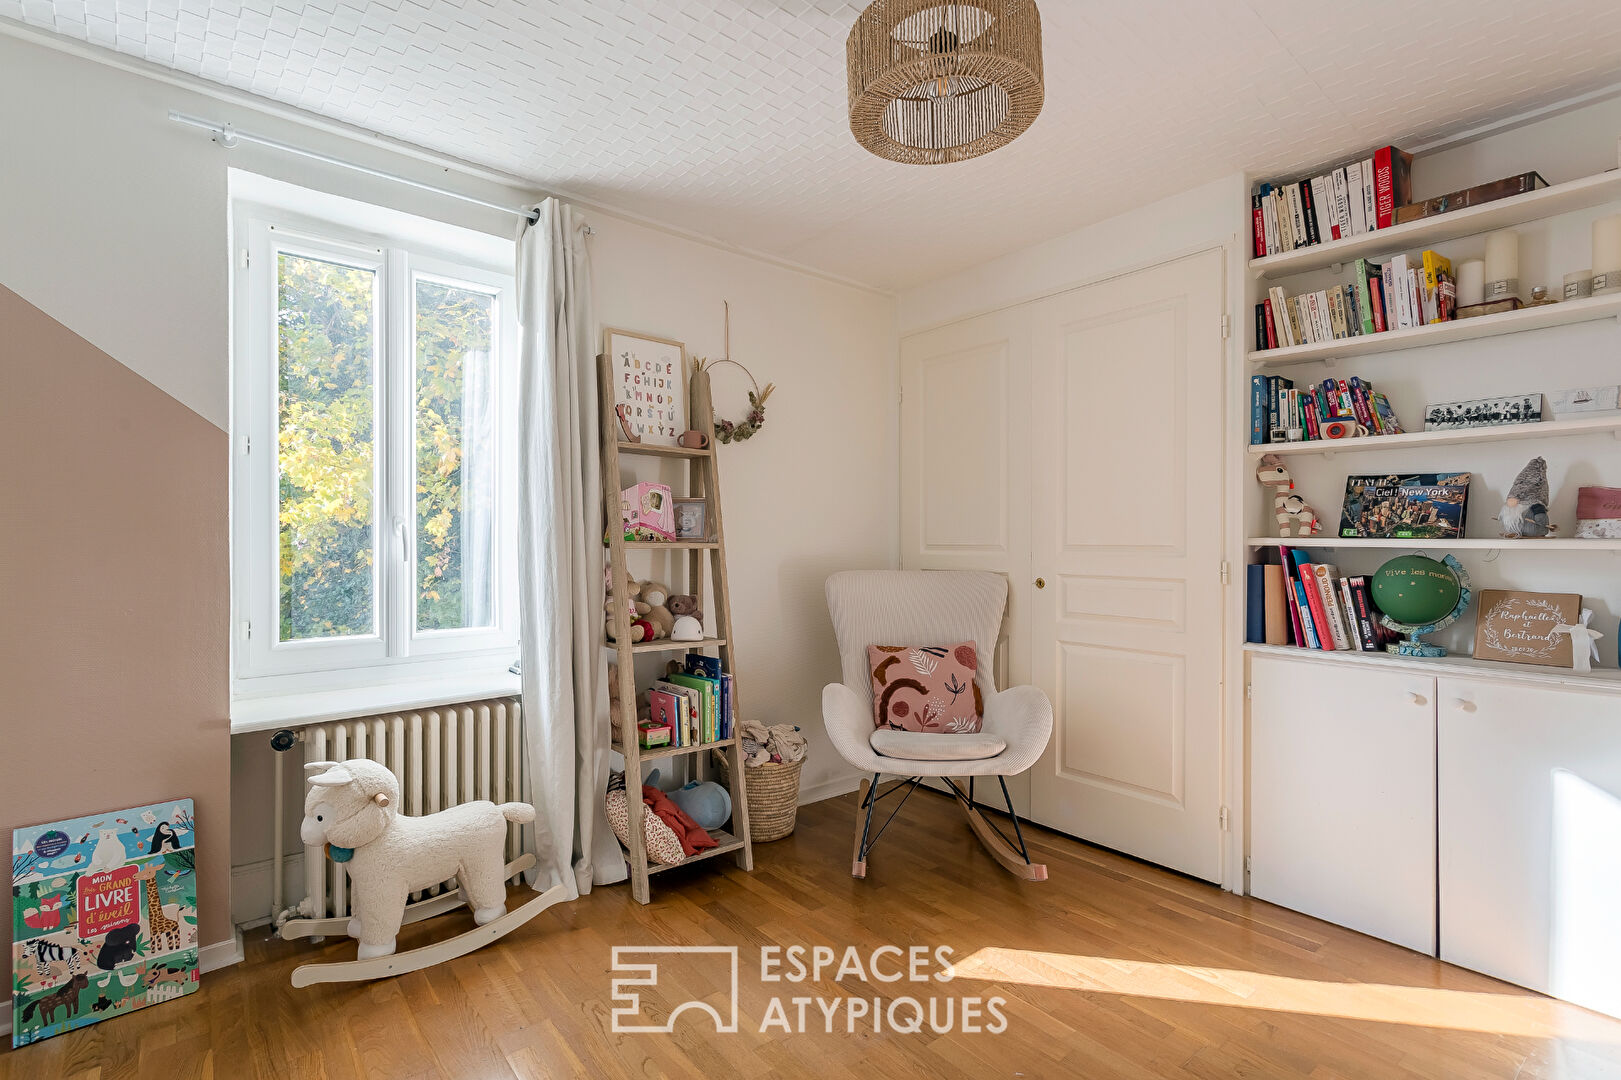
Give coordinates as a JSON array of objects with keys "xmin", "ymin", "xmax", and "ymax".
[{"xmin": 951, "ymin": 947, "xmax": 1621, "ymax": 1042}]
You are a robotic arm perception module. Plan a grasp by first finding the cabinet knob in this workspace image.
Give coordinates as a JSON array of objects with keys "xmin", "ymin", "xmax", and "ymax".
[
  {"xmin": 1454, "ymin": 699, "xmax": 1477, "ymax": 713},
  {"xmin": 1407, "ymin": 691, "xmax": 1428, "ymax": 706}
]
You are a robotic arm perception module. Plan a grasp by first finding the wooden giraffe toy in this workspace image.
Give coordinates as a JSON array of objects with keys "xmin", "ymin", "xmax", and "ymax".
[
  {"xmin": 136, "ymin": 863, "xmax": 183, "ymax": 954},
  {"xmin": 1256, "ymin": 454, "xmax": 1322, "ymax": 537}
]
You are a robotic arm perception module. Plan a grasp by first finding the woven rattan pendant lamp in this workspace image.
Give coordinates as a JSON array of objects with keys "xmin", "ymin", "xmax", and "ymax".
[{"xmin": 847, "ymin": 1, "xmax": 1043, "ymax": 165}]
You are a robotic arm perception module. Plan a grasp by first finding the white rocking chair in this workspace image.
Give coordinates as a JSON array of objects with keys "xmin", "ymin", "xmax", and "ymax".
[{"xmin": 822, "ymin": 570, "xmax": 1054, "ymax": 881}]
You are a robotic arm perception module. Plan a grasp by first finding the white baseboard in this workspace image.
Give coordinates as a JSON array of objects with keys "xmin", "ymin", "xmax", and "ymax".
[
  {"xmin": 797, "ymin": 773, "xmax": 863, "ymax": 806},
  {"xmin": 0, "ymin": 929, "xmax": 243, "ymax": 1040},
  {"xmin": 231, "ymin": 852, "xmax": 309, "ymax": 928},
  {"xmin": 200, "ymin": 928, "xmax": 245, "ymax": 972}
]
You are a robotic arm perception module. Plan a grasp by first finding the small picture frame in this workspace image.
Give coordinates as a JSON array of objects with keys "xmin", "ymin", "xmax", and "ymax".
[{"xmin": 672, "ymin": 497, "xmax": 710, "ymax": 541}]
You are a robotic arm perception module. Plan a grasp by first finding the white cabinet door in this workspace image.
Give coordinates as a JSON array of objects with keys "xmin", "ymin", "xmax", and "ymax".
[
  {"xmin": 1249, "ymin": 656, "xmax": 1438, "ymax": 954},
  {"xmin": 1438, "ymin": 678, "xmax": 1621, "ymax": 1019},
  {"xmin": 1027, "ymin": 249, "xmax": 1227, "ymax": 883}
]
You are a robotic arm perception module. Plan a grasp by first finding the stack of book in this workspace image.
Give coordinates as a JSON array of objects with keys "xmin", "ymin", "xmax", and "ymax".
[
  {"xmin": 1245, "ymin": 547, "xmax": 1388, "ymax": 652},
  {"xmin": 1256, "ymin": 251, "xmax": 1455, "ymax": 351},
  {"xmin": 1252, "ymin": 146, "xmax": 1413, "ymax": 257},
  {"xmin": 1249, "ymin": 374, "xmax": 1404, "ymax": 445},
  {"xmin": 646, "ymin": 652, "xmax": 734, "ymax": 748}
]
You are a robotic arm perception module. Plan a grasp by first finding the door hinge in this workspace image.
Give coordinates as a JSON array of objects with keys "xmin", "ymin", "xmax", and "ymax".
[
  {"xmin": 1219, "ymin": 560, "xmax": 1230, "ymax": 585},
  {"xmin": 240, "ymin": 434, "xmax": 251, "ymax": 455},
  {"xmin": 1245, "ymin": 682, "xmax": 1253, "ymax": 700},
  {"xmin": 1220, "ymin": 314, "xmax": 1231, "ymax": 339},
  {"xmin": 240, "ymin": 248, "xmax": 250, "ymax": 269},
  {"xmin": 241, "ymin": 620, "xmax": 253, "ymax": 641},
  {"xmin": 1219, "ymin": 806, "xmax": 1230, "ymax": 830}
]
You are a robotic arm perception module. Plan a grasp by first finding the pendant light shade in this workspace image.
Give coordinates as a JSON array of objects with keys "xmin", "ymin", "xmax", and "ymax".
[{"xmin": 847, "ymin": 1, "xmax": 1043, "ymax": 165}]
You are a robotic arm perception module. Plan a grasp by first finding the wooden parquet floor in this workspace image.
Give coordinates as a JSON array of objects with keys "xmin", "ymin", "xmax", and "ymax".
[{"xmin": 5, "ymin": 787, "xmax": 1620, "ymax": 1080}]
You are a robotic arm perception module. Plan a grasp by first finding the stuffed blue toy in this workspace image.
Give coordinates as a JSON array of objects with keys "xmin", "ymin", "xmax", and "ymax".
[{"xmin": 668, "ymin": 780, "xmax": 732, "ymax": 831}]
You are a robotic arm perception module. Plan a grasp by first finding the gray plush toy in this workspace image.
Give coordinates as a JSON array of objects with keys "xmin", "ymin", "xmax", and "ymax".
[{"xmin": 1497, "ymin": 456, "xmax": 1556, "ymax": 538}]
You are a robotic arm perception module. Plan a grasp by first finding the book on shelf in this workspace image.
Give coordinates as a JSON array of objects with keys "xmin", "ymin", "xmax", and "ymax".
[
  {"xmin": 1394, "ymin": 171, "xmax": 1548, "ymax": 225},
  {"xmin": 1254, "ymin": 248, "xmax": 1461, "ymax": 351},
  {"xmin": 1249, "ymin": 375, "xmax": 1404, "ymax": 445},
  {"xmin": 1253, "ymin": 147, "xmax": 1410, "ymax": 257},
  {"xmin": 1248, "ymin": 546, "xmax": 1385, "ymax": 652}
]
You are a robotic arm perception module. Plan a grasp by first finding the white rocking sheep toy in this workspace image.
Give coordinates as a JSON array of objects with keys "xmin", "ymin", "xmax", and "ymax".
[{"xmin": 301, "ymin": 758, "xmax": 536, "ymax": 960}]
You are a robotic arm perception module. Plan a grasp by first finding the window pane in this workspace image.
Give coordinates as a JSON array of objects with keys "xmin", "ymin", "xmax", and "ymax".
[
  {"xmin": 415, "ymin": 278, "xmax": 496, "ymax": 631},
  {"xmin": 277, "ymin": 253, "xmax": 377, "ymax": 641}
]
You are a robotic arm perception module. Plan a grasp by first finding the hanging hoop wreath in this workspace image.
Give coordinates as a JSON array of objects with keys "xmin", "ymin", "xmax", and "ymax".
[
  {"xmin": 694, "ymin": 357, "xmax": 774, "ymax": 443},
  {"xmin": 693, "ymin": 302, "xmax": 774, "ymax": 443}
]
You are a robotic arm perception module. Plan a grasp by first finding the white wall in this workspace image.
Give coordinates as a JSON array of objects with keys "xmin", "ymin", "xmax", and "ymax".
[{"xmin": 0, "ymin": 29, "xmax": 895, "ymax": 928}]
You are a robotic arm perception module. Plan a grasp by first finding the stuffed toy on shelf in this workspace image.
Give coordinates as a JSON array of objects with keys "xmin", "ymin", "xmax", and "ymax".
[{"xmin": 639, "ymin": 580, "xmax": 675, "ymax": 639}]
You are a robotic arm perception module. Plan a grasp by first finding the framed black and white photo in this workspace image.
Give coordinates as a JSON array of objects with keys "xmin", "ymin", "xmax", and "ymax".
[
  {"xmin": 1423, "ymin": 392, "xmax": 1542, "ymax": 431},
  {"xmin": 672, "ymin": 497, "xmax": 710, "ymax": 541}
]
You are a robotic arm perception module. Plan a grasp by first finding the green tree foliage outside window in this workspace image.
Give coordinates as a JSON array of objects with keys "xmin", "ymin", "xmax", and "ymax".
[
  {"xmin": 276, "ymin": 255, "xmax": 495, "ymax": 643},
  {"xmin": 278, "ymin": 254, "xmax": 376, "ymax": 641}
]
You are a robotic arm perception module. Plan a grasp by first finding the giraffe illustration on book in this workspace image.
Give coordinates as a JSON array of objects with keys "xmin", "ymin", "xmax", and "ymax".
[
  {"xmin": 1257, "ymin": 453, "xmax": 1322, "ymax": 537},
  {"xmin": 135, "ymin": 864, "xmax": 182, "ymax": 954}
]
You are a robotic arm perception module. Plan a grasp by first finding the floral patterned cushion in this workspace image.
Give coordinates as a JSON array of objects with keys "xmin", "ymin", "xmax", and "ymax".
[{"xmin": 866, "ymin": 643, "xmax": 984, "ymax": 733}]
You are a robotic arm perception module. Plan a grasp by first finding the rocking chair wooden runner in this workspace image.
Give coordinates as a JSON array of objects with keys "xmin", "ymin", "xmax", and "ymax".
[{"xmin": 822, "ymin": 571, "xmax": 1054, "ymax": 881}]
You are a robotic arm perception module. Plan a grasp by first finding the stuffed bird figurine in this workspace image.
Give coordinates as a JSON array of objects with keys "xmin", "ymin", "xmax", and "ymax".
[{"xmin": 300, "ymin": 759, "xmax": 534, "ymax": 960}]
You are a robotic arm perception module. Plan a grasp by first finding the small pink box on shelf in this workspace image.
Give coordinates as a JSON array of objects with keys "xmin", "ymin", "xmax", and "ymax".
[{"xmin": 620, "ymin": 482, "xmax": 675, "ymax": 541}]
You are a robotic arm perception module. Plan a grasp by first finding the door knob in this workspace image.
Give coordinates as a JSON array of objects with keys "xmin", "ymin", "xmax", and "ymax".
[
  {"xmin": 1407, "ymin": 691, "xmax": 1428, "ymax": 706},
  {"xmin": 1454, "ymin": 699, "xmax": 1477, "ymax": 713},
  {"xmin": 1034, "ymin": 577, "xmax": 1046, "ymax": 589}
]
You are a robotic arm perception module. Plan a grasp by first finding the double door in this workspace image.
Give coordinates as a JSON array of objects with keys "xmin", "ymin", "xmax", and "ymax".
[{"xmin": 900, "ymin": 250, "xmax": 1227, "ymax": 882}]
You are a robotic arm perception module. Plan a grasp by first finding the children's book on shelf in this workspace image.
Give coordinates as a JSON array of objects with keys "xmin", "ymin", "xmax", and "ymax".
[
  {"xmin": 12, "ymin": 799, "xmax": 199, "ymax": 1048},
  {"xmin": 619, "ymin": 482, "xmax": 675, "ymax": 542},
  {"xmin": 1250, "ymin": 546, "xmax": 1387, "ymax": 652},
  {"xmin": 1338, "ymin": 473, "xmax": 1471, "ymax": 540}
]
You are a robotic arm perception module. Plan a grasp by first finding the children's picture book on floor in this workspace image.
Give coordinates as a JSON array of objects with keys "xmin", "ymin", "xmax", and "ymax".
[{"xmin": 11, "ymin": 799, "xmax": 199, "ymax": 1047}]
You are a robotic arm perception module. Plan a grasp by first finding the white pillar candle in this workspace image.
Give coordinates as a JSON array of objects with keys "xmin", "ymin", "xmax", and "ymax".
[
  {"xmin": 1592, "ymin": 214, "xmax": 1621, "ymax": 292},
  {"xmin": 1483, "ymin": 230, "xmax": 1519, "ymax": 285},
  {"xmin": 1456, "ymin": 259, "xmax": 1486, "ymax": 307}
]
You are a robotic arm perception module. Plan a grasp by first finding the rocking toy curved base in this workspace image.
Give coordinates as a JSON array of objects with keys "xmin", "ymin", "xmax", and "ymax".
[{"xmin": 290, "ymin": 880, "xmax": 569, "ymax": 987}]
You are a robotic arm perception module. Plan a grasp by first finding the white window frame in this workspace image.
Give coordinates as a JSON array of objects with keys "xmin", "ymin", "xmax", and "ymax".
[{"xmin": 231, "ymin": 198, "xmax": 518, "ymax": 697}]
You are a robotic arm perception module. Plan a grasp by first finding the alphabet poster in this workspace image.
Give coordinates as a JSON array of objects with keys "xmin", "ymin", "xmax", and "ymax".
[
  {"xmin": 12, "ymin": 799, "xmax": 198, "ymax": 1047},
  {"xmin": 608, "ymin": 330, "xmax": 686, "ymax": 446}
]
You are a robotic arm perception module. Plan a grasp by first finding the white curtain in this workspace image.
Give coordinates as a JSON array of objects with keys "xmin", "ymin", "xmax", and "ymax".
[{"xmin": 516, "ymin": 198, "xmax": 626, "ymax": 895}]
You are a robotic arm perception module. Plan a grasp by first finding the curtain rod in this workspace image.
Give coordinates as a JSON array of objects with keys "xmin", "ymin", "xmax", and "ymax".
[{"xmin": 168, "ymin": 110, "xmax": 587, "ymax": 231}]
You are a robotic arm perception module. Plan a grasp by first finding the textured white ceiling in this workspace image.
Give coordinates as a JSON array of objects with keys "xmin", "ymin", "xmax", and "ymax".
[{"xmin": 7, "ymin": 1, "xmax": 1621, "ymax": 289}]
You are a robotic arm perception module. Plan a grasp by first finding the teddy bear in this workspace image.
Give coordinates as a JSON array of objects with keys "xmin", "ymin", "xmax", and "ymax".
[
  {"xmin": 639, "ymin": 580, "xmax": 675, "ymax": 640},
  {"xmin": 667, "ymin": 594, "xmax": 704, "ymax": 642},
  {"xmin": 605, "ymin": 579, "xmax": 653, "ymax": 643}
]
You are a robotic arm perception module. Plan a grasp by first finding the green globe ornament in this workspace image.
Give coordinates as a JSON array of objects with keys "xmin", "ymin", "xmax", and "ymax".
[{"xmin": 1370, "ymin": 553, "xmax": 1471, "ymax": 657}]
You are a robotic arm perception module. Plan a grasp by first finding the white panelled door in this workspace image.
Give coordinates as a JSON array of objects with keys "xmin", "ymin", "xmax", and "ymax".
[
  {"xmin": 899, "ymin": 307, "xmax": 1033, "ymax": 807},
  {"xmin": 1026, "ymin": 250, "xmax": 1226, "ymax": 882}
]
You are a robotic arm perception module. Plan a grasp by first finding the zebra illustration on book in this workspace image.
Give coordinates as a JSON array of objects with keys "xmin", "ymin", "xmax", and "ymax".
[{"xmin": 1257, "ymin": 454, "xmax": 1322, "ymax": 537}]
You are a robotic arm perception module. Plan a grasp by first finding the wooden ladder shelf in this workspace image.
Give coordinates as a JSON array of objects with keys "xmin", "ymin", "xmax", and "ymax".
[{"xmin": 597, "ymin": 349, "xmax": 753, "ymax": 903}]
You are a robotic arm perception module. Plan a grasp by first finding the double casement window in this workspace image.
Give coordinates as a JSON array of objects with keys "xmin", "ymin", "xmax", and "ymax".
[{"xmin": 232, "ymin": 199, "xmax": 517, "ymax": 692}]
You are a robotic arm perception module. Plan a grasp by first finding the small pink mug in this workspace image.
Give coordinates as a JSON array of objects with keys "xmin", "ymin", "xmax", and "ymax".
[{"xmin": 677, "ymin": 430, "xmax": 710, "ymax": 449}]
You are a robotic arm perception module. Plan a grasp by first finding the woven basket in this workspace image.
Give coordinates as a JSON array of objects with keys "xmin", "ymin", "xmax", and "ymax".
[{"xmin": 716, "ymin": 753, "xmax": 803, "ymax": 842}]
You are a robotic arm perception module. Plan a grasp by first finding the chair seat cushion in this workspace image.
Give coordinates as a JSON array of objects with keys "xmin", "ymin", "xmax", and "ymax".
[
  {"xmin": 867, "ymin": 643, "xmax": 984, "ymax": 732},
  {"xmin": 869, "ymin": 729, "xmax": 1006, "ymax": 761}
]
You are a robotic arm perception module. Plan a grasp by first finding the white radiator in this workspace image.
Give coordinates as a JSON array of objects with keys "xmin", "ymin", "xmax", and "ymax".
[{"xmin": 272, "ymin": 697, "xmax": 526, "ymax": 925}]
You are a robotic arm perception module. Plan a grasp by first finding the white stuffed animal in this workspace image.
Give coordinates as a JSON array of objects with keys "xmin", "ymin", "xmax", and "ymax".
[{"xmin": 300, "ymin": 758, "xmax": 536, "ymax": 960}]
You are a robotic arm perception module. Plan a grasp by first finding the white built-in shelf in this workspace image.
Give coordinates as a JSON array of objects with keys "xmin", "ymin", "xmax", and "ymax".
[
  {"xmin": 1248, "ymin": 292, "xmax": 1621, "ymax": 369},
  {"xmin": 1249, "ymin": 169, "xmax": 1621, "ymax": 280},
  {"xmin": 1243, "ymin": 643, "xmax": 1621, "ymax": 693},
  {"xmin": 1247, "ymin": 414, "xmax": 1621, "ymax": 456},
  {"xmin": 1245, "ymin": 536, "xmax": 1621, "ymax": 552}
]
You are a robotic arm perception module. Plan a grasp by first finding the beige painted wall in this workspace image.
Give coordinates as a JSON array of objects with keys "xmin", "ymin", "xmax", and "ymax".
[{"xmin": 0, "ymin": 286, "xmax": 231, "ymax": 950}]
